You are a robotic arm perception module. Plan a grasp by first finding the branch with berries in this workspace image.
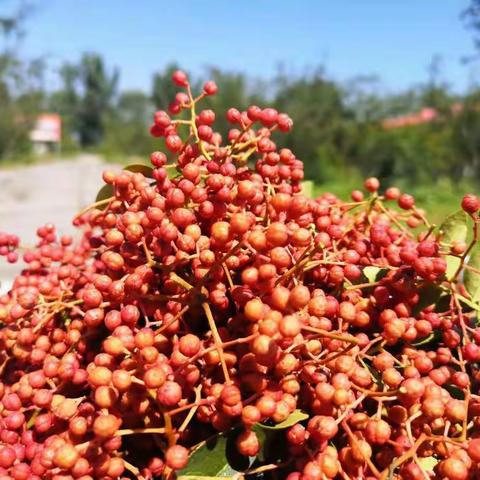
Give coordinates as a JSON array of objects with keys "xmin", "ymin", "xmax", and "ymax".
[{"xmin": 2, "ymin": 69, "xmax": 480, "ymax": 479}]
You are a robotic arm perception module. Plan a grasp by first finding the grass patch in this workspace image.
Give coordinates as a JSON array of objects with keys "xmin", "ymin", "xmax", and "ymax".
[{"xmin": 313, "ymin": 175, "xmax": 475, "ymax": 225}]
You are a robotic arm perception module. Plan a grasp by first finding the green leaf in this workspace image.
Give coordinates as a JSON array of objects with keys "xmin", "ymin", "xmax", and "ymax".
[
  {"xmin": 178, "ymin": 477, "xmax": 234, "ymax": 480},
  {"xmin": 457, "ymin": 293, "xmax": 480, "ymax": 313},
  {"xmin": 411, "ymin": 332, "xmax": 435, "ymax": 347},
  {"xmin": 465, "ymin": 242, "xmax": 480, "ymax": 302},
  {"xmin": 439, "ymin": 210, "xmax": 468, "ymax": 244},
  {"xmin": 177, "ymin": 430, "xmax": 250, "ymax": 478},
  {"xmin": 95, "ymin": 184, "xmax": 114, "ymax": 209},
  {"xmin": 412, "ymin": 283, "xmax": 445, "ymax": 315},
  {"xmin": 362, "ymin": 266, "xmax": 388, "ymax": 284},
  {"xmin": 254, "ymin": 409, "xmax": 309, "ymax": 430},
  {"xmin": 251, "ymin": 425, "xmax": 269, "ymax": 463},
  {"xmin": 251, "ymin": 410, "xmax": 308, "ymax": 464},
  {"xmin": 123, "ymin": 163, "xmax": 154, "ymax": 177},
  {"xmin": 445, "ymin": 255, "xmax": 461, "ymax": 280},
  {"xmin": 252, "ymin": 424, "xmax": 288, "ymax": 464},
  {"xmin": 434, "ymin": 293, "xmax": 452, "ymax": 313},
  {"xmin": 301, "ymin": 180, "xmax": 314, "ymax": 198},
  {"xmin": 358, "ymin": 357, "xmax": 382, "ymax": 387},
  {"xmin": 417, "ymin": 456, "xmax": 439, "ymax": 471},
  {"xmin": 439, "ymin": 210, "xmax": 468, "ymax": 279},
  {"xmin": 444, "ymin": 383, "xmax": 465, "ymax": 400},
  {"xmin": 27, "ymin": 409, "xmax": 40, "ymax": 429},
  {"xmin": 411, "ymin": 330, "xmax": 442, "ymax": 347},
  {"xmin": 167, "ymin": 167, "xmax": 180, "ymax": 179}
]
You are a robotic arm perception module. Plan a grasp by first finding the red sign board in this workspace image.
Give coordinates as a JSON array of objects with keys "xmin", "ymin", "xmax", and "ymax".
[{"xmin": 30, "ymin": 114, "xmax": 62, "ymax": 143}]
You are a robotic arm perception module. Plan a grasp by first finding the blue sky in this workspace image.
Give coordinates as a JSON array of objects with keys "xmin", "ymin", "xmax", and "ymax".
[{"xmin": 4, "ymin": 0, "xmax": 479, "ymax": 93}]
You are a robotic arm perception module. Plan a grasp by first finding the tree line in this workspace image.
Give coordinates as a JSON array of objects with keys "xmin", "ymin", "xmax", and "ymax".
[{"xmin": 2, "ymin": 2, "xmax": 480, "ymax": 192}]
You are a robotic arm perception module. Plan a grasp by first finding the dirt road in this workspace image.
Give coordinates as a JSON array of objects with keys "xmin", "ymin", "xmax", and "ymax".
[{"xmin": 0, "ymin": 154, "xmax": 119, "ymax": 293}]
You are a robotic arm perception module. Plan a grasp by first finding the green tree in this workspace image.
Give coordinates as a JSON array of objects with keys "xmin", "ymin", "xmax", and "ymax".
[
  {"xmin": 451, "ymin": 89, "xmax": 480, "ymax": 179},
  {"xmin": 102, "ymin": 90, "xmax": 157, "ymax": 157},
  {"xmin": 48, "ymin": 64, "xmax": 79, "ymax": 148},
  {"xmin": 151, "ymin": 63, "xmax": 182, "ymax": 110},
  {"xmin": 419, "ymin": 55, "xmax": 455, "ymax": 115},
  {"xmin": 76, "ymin": 53, "xmax": 119, "ymax": 146},
  {"xmin": 52, "ymin": 53, "xmax": 119, "ymax": 147},
  {"xmin": 464, "ymin": 0, "xmax": 480, "ymax": 58},
  {"xmin": 273, "ymin": 69, "xmax": 353, "ymax": 181},
  {"xmin": 0, "ymin": 1, "xmax": 44, "ymax": 160},
  {"xmin": 202, "ymin": 68, "xmax": 264, "ymax": 137}
]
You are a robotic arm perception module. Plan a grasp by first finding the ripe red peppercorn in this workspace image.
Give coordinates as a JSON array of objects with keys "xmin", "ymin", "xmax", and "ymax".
[
  {"xmin": 172, "ymin": 70, "xmax": 188, "ymax": 87},
  {"xmin": 203, "ymin": 81, "xmax": 218, "ymax": 95},
  {"xmin": 157, "ymin": 381, "xmax": 182, "ymax": 407},
  {"xmin": 93, "ymin": 414, "xmax": 120, "ymax": 438},
  {"xmin": 166, "ymin": 135, "xmax": 183, "ymax": 152},
  {"xmin": 2, "ymin": 70, "xmax": 480, "ymax": 480},
  {"xmin": 461, "ymin": 193, "xmax": 480, "ymax": 214},
  {"xmin": 398, "ymin": 193, "xmax": 415, "ymax": 210},
  {"xmin": 165, "ymin": 445, "xmax": 189, "ymax": 470},
  {"xmin": 364, "ymin": 177, "xmax": 380, "ymax": 192}
]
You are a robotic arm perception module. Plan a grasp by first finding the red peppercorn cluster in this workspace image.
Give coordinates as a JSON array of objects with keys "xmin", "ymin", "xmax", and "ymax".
[
  {"xmin": 0, "ymin": 233, "xmax": 20, "ymax": 264},
  {"xmin": 1, "ymin": 70, "xmax": 480, "ymax": 480}
]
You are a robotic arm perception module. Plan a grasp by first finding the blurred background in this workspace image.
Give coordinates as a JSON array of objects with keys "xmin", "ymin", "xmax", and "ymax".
[{"xmin": 1, "ymin": 0, "xmax": 480, "ymax": 251}]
